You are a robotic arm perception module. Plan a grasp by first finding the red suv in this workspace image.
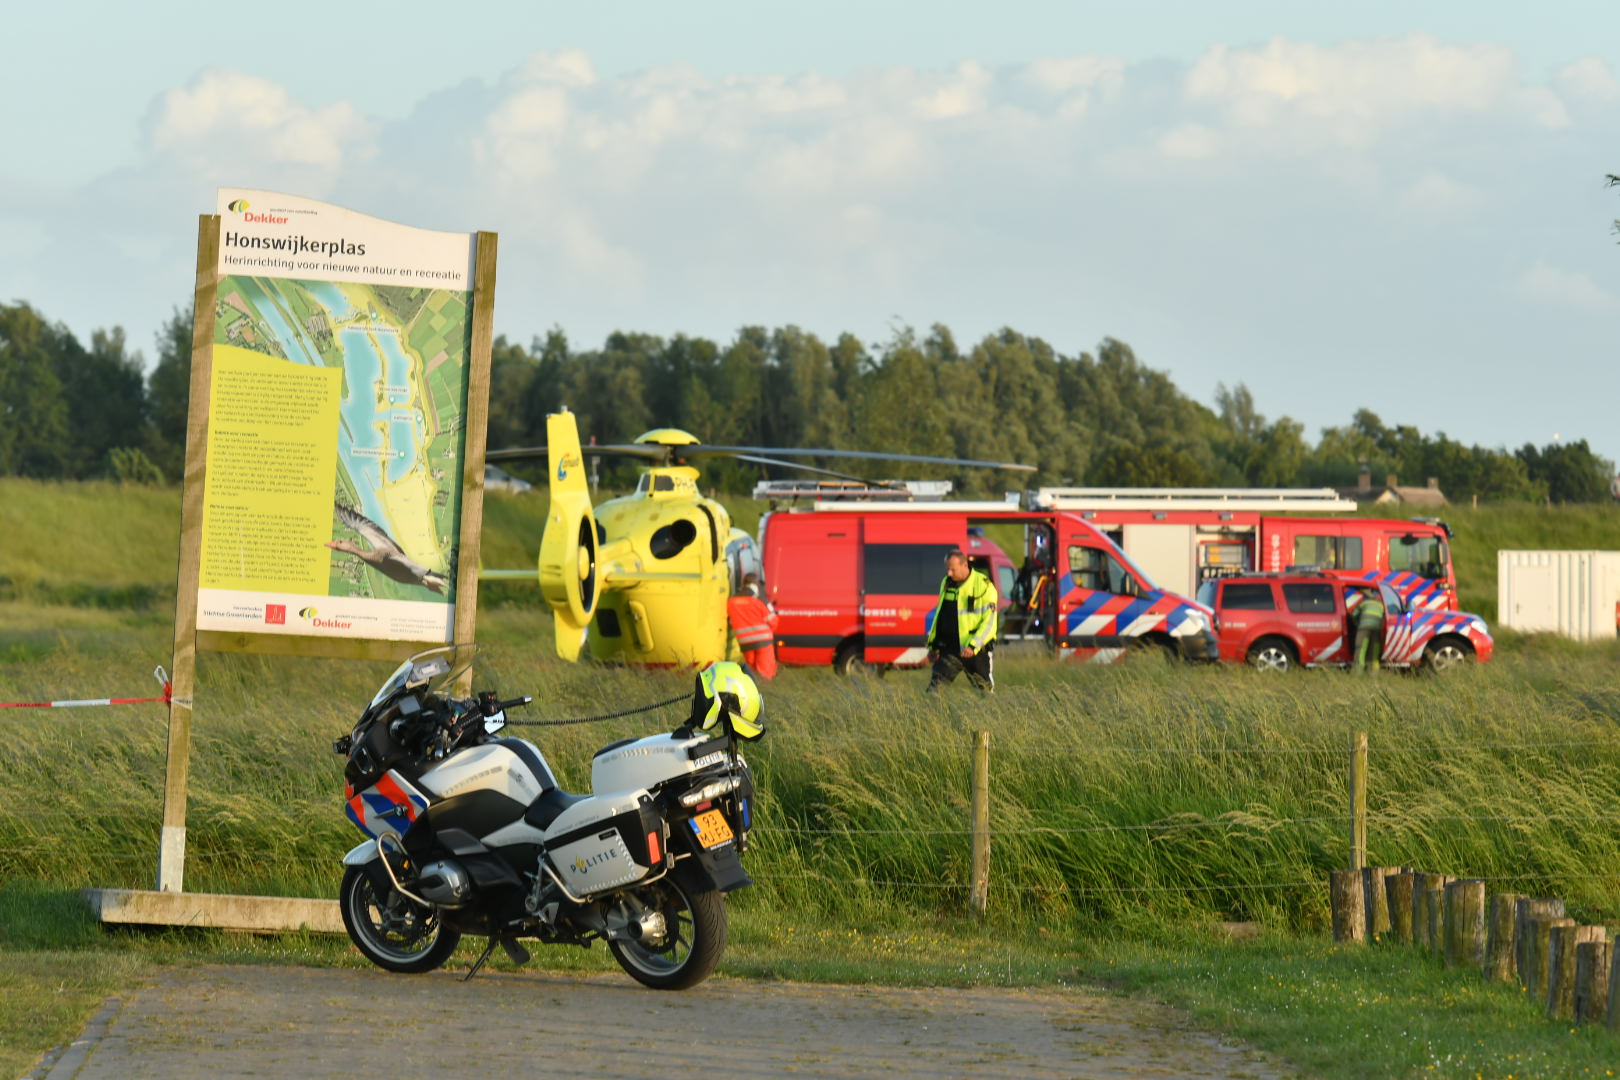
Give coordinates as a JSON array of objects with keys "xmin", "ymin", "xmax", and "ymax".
[{"xmin": 1196, "ymin": 572, "xmax": 1493, "ymax": 672}]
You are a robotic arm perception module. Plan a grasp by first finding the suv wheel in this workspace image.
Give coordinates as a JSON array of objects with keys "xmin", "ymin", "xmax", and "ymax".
[
  {"xmin": 1247, "ymin": 638, "xmax": 1296, "ymax": 673},
  {"xmin": 1423, "ymin": 637, "xmax": 1473, "ymax": 672}
]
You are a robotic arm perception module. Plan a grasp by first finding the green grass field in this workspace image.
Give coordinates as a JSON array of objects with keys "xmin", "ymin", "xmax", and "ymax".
[{"xmin": 2, "ymin": 477, "xmax": 1619, "ymax": 1078}]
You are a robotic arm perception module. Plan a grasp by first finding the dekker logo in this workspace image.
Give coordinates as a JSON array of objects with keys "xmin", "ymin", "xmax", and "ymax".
[
  {"xmin": 226, "ymin": 199, "xmax": 289, "ymax": 224},
  {"xmin": 298, "ymin": 605, "xmax": 353, "ymax": 629},
  {"xmin": 265, "ymin": 604, "xmax": 286, "ymax": 625}
]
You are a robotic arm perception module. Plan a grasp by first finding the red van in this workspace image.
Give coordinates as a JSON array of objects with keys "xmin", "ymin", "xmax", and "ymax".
[
  {"xmin": 760, "ymin": 504, "xmax": 1218, "ymax": 672},
  {"xmin": 1031, "ymin": 489, "xmax": 1458, "ymax": 611}
]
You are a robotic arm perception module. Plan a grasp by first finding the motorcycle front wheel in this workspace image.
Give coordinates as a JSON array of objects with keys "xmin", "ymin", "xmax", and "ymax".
[
  {"xmin": 340, "ymin": 864, "xmax": 462, "ymax": 974},
  {"xmin": 608, "ymin": 873, "xmax": 727, "ymax": 990}
]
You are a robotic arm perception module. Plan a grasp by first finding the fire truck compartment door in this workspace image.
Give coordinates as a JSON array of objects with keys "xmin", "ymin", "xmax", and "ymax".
[
  {"xmin": 1120, "ymin": 524, "xmax": 1195, "ymax": 597},
  {"xmin": 861, "ymin": 516, "xmax": 964, "ymax": 664}
]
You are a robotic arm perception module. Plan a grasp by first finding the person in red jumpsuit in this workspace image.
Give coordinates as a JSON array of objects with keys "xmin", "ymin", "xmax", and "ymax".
[{"xmin": 727, "ymin": 573, "xmax": 779, "ymax": 679}]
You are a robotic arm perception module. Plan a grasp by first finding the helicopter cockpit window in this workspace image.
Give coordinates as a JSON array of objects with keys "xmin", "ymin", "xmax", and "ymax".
[
  {"xmin": 649, "ymin": 519, "xmax": 698, "ymax": 559},
  {"xmin": 652, "ymin": 475, "xmax": 675, "ymax": 492}
]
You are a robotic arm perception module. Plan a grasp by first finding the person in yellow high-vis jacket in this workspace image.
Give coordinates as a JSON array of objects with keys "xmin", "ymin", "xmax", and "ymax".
[{"xmin": 926, "ymin": 549, "xmax": 998, "ymax": 691}]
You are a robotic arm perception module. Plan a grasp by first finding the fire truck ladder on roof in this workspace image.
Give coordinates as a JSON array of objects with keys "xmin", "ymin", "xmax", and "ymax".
[
  {"xmin": 1029, "ymin": 487, "xmax": 1357, "ymax": 513},
  {"xmin": 753, "ymin": 479, "xmax": 955, "ymax": 502}
]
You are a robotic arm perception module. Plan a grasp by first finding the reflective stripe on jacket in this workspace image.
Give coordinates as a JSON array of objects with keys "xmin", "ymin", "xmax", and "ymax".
[
  {"xmin": 927, "ymin": 569, "xmax": 998, "ymax": 652},
  {"xmin": 728, "ymin": 595, "xmax": 778, "ymax": 648}
]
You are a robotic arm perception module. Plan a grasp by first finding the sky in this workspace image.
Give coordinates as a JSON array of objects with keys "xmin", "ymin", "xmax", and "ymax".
[{"xmin": 4, "ymin": 1, "xmax": 1619, "ymax": 467}]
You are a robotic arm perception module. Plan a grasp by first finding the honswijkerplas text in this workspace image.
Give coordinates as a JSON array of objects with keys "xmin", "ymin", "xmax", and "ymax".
[{"xmin": 223, "ymin": 231, "xmax": 367, "ymax": 258}]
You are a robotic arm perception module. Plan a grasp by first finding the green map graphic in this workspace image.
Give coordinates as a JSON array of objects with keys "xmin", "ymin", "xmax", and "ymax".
[{"xmin": 213, "ymin": 276, "xmax": 470, "ymax": 603}]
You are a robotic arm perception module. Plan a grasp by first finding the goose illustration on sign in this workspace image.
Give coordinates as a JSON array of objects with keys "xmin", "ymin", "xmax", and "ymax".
[{"xmin": 328, "ymin": 504, "xmax": 449, "ymax": 595}]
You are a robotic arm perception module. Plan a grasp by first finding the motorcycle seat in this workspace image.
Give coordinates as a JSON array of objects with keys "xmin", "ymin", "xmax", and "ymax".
[{"xmin": 524, "ymin": 788, "xmax": 590, "ymax": 831}]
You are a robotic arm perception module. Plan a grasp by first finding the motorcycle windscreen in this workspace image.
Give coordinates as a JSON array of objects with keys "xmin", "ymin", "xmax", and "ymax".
[{"xmin": 860, "ymin": 516, "xmax": 965, "ymax": 665}]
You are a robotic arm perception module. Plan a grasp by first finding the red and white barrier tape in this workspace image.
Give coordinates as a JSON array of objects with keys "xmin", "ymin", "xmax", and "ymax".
[{"xmin": 0, "ymin": 666, "xmax": 171, "ymax": 710}]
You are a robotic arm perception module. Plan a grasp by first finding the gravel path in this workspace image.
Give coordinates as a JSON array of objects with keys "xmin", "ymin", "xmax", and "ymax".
[{"xmin": 34, "ymin": 965, "xmax": 1298, "ymax": 1079}]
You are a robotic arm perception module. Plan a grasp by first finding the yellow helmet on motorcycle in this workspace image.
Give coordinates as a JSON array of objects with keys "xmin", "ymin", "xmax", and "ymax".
[{"xmin": 689, "ymin": 661, "xmax": 764, "ymax": 740}]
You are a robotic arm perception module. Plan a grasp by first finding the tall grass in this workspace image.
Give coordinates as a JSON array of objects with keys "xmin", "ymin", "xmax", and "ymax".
[
  {"xmin": 3, "ymin": 612, "xmax": 1618, "ymax": 932},
  {"xmin": 2, "ymin": 477, "xmax": 1618, "ymax": 932}
]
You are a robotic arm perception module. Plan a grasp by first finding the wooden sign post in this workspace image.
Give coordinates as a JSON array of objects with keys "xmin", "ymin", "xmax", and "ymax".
[{"xmin": 90, "ymin": 192, "xmax": 497, "ymax": 928}]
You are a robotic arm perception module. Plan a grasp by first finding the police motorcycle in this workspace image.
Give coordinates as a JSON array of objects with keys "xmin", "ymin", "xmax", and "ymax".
[{"xmin": 333, "ymin": 646, "xmax": 761, "ymax": 990}]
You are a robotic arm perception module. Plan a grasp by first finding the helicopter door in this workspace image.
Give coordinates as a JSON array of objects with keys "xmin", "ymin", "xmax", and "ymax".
[{"xmin": 859, "ymin": 516, "xmax": 965, "ymax": 667}]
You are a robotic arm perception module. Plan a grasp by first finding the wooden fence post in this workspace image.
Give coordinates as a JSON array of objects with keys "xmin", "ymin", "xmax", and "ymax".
[
  {"xmin": 1516, "ymin": 899, "xmax": 1567, "ymax": 990},
  {"xmin": 1411, "ymin": 872, "xmax": 1429, "ymax": 947},
  {"xmin": 1549, "ymin": 925, "xmax": 1605, "ymax": 1021},
  {"xmin": 1331, "ymin": 869, "xmax": 1366, "ymax": 944},
  {"xmin": 1363, "ymin": 866, "xmax": 1395, "ymax": 940},
  {"xmin": 1443, "ymin": 880, "xmax": 1486, "ymax": 969},
  {"xmin": 1425, "ymin": 876, "xmax": 1452, "ymax": 959},
  {"xmin": 1575, "ymin": 941, "xmax": 1613, "ymax": 1025},
  {"xmin": 969, "ymin": 730, "xmax": 990, "ymax": 916},
  {"xmin": 1349, "ymin": 732, "xmax": 1368, "ymax": 871},
  {"xmin": 1530, "ymin": 918, "xmax": 1576, "ymax": 1010},
  {"xmin": 1386, "ymin": 872, "xmax": 1415, "ymax": 943},
  {"xmin": 1484, "ymin": 893, "xmax": 1523, "ymax": 984},
  {"xmin": 1608, "ymin": 944, "xmax": 1620, "ymax": 1032}
]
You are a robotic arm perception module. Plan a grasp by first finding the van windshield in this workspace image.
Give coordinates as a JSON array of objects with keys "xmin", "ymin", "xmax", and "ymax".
[{"xmin": 1389, "ymin": 534, "xmax": 1448, "ymax": 579}]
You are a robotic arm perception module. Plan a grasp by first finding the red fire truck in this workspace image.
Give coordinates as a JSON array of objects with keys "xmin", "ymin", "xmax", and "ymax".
[
  {"xmin": 1030, "ymin": 488, "xmax": 1458, "ymax": 611},
  {"xmin": 757, "ymin": 492, "xmax": 1217, "ymax": 673}
]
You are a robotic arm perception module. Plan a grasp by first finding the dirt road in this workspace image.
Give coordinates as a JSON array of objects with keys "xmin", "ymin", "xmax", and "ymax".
[{"xmin": 33, "ymin": 965, "xmax": 1296, "ymax": 1079}]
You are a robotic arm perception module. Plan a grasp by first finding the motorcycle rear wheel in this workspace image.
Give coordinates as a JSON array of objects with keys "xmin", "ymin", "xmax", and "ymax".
[
  {"xmin": 340, "ymin": 864, "xmax": 462, "ymax": 974},
  {"xmin": 608, "ymin": 874, "xmax": 727, "ymax": 990}
]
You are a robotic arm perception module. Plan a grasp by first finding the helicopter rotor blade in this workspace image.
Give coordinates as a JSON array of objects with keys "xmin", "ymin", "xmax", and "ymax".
[
  {"xmin": 682, "ymin": 445, "xmax": 1036, "ymax": 472},
  {"xmin": 486, "ymin": 444, "xmax": 667, "ymax": 464},
  {"xmin": 727, "ymin": 453, "xmax": 909, "ymax": 490}
]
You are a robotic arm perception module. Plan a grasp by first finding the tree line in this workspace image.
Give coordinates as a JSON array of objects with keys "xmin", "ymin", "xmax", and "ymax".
[{"xmin": 1, "ymin": 299, "xmax": 1612, "ymax": 503}]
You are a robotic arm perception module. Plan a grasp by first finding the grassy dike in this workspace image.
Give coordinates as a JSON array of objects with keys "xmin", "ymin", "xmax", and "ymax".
[{"xmin": 3, "ymin": 477, "xmax": 1620, "ymax": 1077}]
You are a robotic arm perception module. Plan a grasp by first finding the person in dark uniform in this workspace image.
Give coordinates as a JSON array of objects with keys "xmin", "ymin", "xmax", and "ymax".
[{"xmin": 926, "ymin": 548, "xmax": 999, "ymax": 691}]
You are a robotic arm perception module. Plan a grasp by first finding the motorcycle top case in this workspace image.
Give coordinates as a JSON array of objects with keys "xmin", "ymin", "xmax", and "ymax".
[
  {"xmin": 591, "ymin": 731, "xmax": 731, "ymax": 796},
  {"xmin": 345, "ymin": 769, "xmax": 430, "ymax": 840}
]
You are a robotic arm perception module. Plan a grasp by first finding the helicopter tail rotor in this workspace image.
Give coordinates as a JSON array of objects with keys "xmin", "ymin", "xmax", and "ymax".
[{"xmin": 538, "ymin": 409, "xmax": 599, "ymax": 660}]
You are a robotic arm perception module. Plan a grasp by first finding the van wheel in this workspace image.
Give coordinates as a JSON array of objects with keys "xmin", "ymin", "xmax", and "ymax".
[
  {"xmin": 1247, "ymin": 638, "xmax": 1296, "ymax": 673},
  {"xmin": 833, "ymin": 640, "xmax": 868, "ymax": 676}
]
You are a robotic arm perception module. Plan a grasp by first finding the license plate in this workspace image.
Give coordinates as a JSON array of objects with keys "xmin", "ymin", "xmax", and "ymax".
[{"xmin": 690, "ymin": 809, "xmax": 734, "ymax": 849}]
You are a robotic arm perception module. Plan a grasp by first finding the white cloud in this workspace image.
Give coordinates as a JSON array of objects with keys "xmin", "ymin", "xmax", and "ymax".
[
  {"xmin": 1512, "ymin": 259, "xmax": 1616, "ymax": 311},
  {"xmin": 1554, "ymin": 57, "xmax": 1620, "ymax": 103},
  {"xmin": 1157, "ymin": 123, "xmax": 1218, "ymax": 160},
  {"xmin": 1184, "ymin": 35, "xmax": 1569, "ymax": 149},
  {"xmin": 1397, "ymin": 172, "xmax": 1485, "ymax": 218},
  {"xmin": 147, "ymin": 69, "xmax": 369, "ymax": 170}
]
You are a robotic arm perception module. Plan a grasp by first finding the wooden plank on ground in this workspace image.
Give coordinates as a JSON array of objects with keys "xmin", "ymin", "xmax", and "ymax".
[{"xmin": 83, "ymin": 889, "xmax": 343, "ymax": 934}]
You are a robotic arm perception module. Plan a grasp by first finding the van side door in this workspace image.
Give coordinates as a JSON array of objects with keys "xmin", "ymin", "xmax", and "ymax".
[
  {"xmin": 861, "ymin": 516, "xmax": 964, "ymax": 666},
  {"xmin": 1058, "ymin": 537, "xmax": 1148, "ymax": 662}
]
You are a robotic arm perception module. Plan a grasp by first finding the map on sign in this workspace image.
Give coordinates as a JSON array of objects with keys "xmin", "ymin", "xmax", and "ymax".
[{"xmin": 212, "ymin": 275, "xmax": 469, "ymax": 604}]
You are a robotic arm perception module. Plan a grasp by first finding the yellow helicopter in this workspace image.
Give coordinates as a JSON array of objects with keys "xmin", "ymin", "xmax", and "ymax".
[{"xmin": 486, "ymin": 409, "xmax": 1032, "ymax": 666}]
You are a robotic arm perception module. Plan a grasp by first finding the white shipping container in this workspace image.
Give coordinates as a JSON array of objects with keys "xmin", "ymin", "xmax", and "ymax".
[{"xmin": 1496, "ymin": 550, "xmax": 1620, "ymax": 640}]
